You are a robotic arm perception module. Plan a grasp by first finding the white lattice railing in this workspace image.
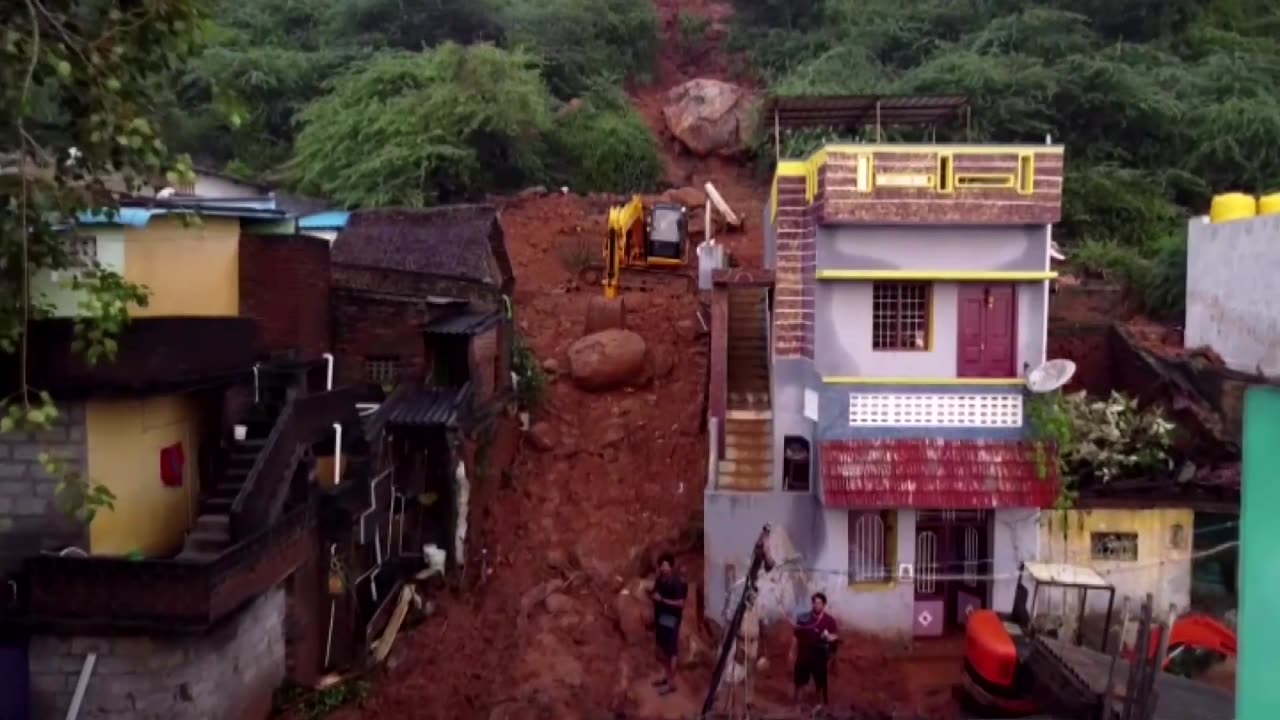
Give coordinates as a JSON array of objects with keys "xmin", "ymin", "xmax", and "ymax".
[{"xmin": 847, "ymin": 392, "xmax": 1024, "ymax": 428}]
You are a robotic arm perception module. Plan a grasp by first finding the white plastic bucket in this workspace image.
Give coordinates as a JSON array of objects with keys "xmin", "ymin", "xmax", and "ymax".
[{"xmin": 232, "ymin": 424, "xmax": 248, "ymax": 442}]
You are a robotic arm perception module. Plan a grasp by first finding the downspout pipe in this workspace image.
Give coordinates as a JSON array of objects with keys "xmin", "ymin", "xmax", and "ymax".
[
  {"xmin": 332, "ymin": 423, "xmax": 343, "ymax": 486},
  {"xmin": 323, "ymin": 353, "xmax": 334, "ymax": 391}
]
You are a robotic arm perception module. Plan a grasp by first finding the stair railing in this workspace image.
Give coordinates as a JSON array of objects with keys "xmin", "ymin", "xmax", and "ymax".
[{"xmin": 229, "ymin": 387, "xmax": 358, "ymax": 541}]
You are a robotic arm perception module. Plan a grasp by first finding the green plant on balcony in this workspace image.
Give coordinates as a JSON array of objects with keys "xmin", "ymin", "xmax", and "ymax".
[
  {"xmin": 1028, "ymin": 389, "xmax": 1175, "ymax": 508},
  {"xmin": 43, "ymin": 451, "xmax": 116, "ymax": 524}
]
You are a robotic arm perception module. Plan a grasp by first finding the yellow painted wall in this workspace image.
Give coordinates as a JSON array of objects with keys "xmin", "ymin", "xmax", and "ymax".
[
  {"xmin": 86, "ymin": 394, "xmax": 204, "ymax": 556},
  {"xmin": 124, "ymin": 216, "xmax": 240, "ymax": 316},
  {"xmin": 1040, "ymin": 507, "xmax": 1194, "ymax": 621}
]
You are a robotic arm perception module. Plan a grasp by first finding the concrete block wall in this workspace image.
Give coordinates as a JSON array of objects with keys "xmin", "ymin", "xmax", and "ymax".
[
  {"xmin": 28, "ymin": 586, "xmax": 286, "ymax": 720},
  {"xmin": 0, "ymin": 402, "xmax": 88, "ymax": 575}
]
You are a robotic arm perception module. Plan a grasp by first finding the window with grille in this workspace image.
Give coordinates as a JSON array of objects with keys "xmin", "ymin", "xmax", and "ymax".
[
  {"xmin": 848, "ymin": 510, "xmax": 897, "ymax": 583},
  {"xmin": 1090, "ymin": 531, "xmax": 1138, "ymax": 562},
  {"xmin": 363, "ymin": 356, "xmax": 400, "ymax": 387},
  {"xmin": 64, "ymin": 234, "xmax": 97, "ymax": 269},
  {"xmin": 872, "ymin": 282, "xmax": 930, "ymax": 350}
]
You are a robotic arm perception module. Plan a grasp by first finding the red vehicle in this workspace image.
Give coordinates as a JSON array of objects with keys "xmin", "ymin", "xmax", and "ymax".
[
  {"xmin": 961, "ymin": 562, "xmax": 1116, "ymax": 716},
  {"xmin": 962, "ymin": 563, "xmax": 1238, "ymax": 717}
]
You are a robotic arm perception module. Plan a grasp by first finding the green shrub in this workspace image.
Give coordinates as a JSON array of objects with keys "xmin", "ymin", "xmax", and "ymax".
[
  {"xmin": 546, "ymin": 87, "xmax": 663, "ymax": 193},
  {"xmin": 496, "ymin": 0, "xmax": 658, "ymax": 98},
  {"xmin": 289, "ymin": 44, "xmax": 552, "ymax": 207}
]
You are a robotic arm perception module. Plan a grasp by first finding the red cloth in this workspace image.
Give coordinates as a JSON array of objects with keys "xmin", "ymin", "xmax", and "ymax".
[{"xmin": 160, "ymin": 442, "xmax": 185, "ymax": 487}]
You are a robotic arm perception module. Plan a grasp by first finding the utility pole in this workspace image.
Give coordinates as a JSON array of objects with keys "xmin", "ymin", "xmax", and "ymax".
[{"xmin": 701, "ymin": 524, "xmax": 774, "ymax": 718}]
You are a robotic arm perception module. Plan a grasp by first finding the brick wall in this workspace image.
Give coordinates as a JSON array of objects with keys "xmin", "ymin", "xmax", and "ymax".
[
  {"xmin": 469, "ymin": 326, "xmax": 499, "ymax": 402},
  {"xmin": 28, "ymin": 586, "xmax": 286, "ymax": 720},
  {"xmin": 773, "ymin": 176, "xmax": 815, "ymax": 359},
  {"xmin": 239, "ymin": 234, "xmax": 331, "ymax": 360},
  {"xmin": 819, "ymin": 149, "xmax": 1064, "ymax": 225},
  {"xmin": 0, "ymin": 403, "xmax": 88, "ymax": 576},
  {"xmin": 331, "ymin": 290, "xmax": 439, "ymax": 388}
]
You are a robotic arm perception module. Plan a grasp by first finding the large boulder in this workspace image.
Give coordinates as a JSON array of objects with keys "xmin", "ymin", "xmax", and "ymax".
[
  {"xmin": 663, "ymin": 79, "xmax": 755, "ymax": 157},
  {"xmin": 567, "ymin": 329, "xmax": 648, "ymax": 392}
]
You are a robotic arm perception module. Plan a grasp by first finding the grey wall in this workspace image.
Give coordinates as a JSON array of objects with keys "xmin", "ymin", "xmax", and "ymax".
[
  {"xmin": 0, "ymin": 402, "xmax": 88, "ymax": 575},
  {"xmin": 817, "ymin": 225, "xmax": 1047, "ymax": 272},
  {"xmin": 29, "ymin": 586, "xmax": 286, "ymax": 720},
  {"xmin": 770, "ymin": 358, "xmax": 821, "ymax": 491},
  {"xmin": 703, "ymin": 490, "xmax": 822, "ymax": 620},
  {"xmin": 814, "ymin": 280, "xmax": 1047, "ymax": 379},
  {"xmin": 1186, "ymin": 214, "xmax": 1280, "ymax": 375}
]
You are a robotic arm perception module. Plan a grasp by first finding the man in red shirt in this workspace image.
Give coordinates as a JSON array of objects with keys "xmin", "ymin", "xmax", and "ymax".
[{"xmin": 791, "ymin": 592, "xmax": 838, "ymax": 707}]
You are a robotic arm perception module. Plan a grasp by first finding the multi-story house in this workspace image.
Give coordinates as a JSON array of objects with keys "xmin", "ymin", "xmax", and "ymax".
[{"xmin": 705, "ymin": 126, "xmax": 1065, "ymax": 639}]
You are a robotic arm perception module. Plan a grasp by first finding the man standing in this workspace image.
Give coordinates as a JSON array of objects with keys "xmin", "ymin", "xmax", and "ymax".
[
  {"xmin": 791, "ymin": 592, "xmax": 838, "ymax": 708},
  {"xmin": 651, "ymin": 552, "xmax": 687, "ymax": 695}
]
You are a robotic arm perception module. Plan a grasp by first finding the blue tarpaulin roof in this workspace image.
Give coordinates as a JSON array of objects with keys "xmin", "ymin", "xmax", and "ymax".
[
  {"xmin": 299, "ymin": 211, "xmax": 350, "ymax": 230},
  {"xmin": 76, "ymin": 203, "xmax": 286, "ymax": 227}
]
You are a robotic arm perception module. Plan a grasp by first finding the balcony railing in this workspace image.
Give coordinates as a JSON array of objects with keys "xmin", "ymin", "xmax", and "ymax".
[{"xmin": 16, "ymin": 501, "xmax": 316, "ymax": 632}]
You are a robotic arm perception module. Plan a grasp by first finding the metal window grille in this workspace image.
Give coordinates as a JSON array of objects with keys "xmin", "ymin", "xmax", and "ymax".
[
  {"xmin": 1090, "ymin": 532, "xmax": 1139, "ymax": 562},
  {"xmin": 872, "ymin": 282, "xmax": 929, "ymax": 350},
  {"xmin": 963, "ymin": 527, "xmax": 980, "ymax": 586},
  {"xmin": 364, "ymin": 357, "xmax": 400, "ymax": 386},
  {"xmin": 848, "ymin": 512, "xmax": 887, "ymax": 582},
  {"xmin": 916, "ymin": 530, "xmax": 939, "ymax": 594}
]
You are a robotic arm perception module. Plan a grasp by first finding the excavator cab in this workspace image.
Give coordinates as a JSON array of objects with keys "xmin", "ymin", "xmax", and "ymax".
[{"xmin": 645, "ymin": 203, "xmax": 688, "ymax": 262}]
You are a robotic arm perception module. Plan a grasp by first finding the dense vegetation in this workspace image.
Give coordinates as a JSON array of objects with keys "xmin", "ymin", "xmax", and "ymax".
[
  {"xmin": 169, "ymin": 0, "xmax": 665, "ymax": 205},
  {"xmin": 730, "ymin": 0, "xmax": 1280, "ymax": 319}
]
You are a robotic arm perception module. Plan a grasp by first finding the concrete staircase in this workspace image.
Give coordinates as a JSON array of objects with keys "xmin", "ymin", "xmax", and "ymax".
[
  {"xmin": 176, "ymin": 437, "xmax": 267, "ymax": 560},
  {"xmin": 718, "ymin": 288, "xmax": 773, "ymax": 491}
]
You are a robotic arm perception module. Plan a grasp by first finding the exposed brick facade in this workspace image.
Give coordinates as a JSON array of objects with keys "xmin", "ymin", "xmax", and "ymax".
[
  {"xmin": 818, "ymin": 149, "xmax": 1064, "ymax": 225},
  {"xmin": 331, "ymin": 289, "xmax": 441, "ymax": 388},
  {"xmin": 772, "ymin": 176, "xmax": 816, "ymax": 359},
  {"xmin": 239, "ymin": 234, "xmax": 331, "ymax": 361}
]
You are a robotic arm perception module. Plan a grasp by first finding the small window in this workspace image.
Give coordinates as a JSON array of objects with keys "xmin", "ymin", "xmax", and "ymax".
[
  {"xmin": 782, "ymin": 436, "xmax": 811, "ymax": 492},
  {"xmin": 1017, "ymin": 153, "xmax": 1035, "ymax": 195},
  {"xmin": 872, "ymin": 282, "xmax": 930, "ymax": 350},
  {"xmin": 1090, "ymin": 531, "xmax": 1138, "ymax": 562},
  {"xmin": 364, "ymin": 356, "xmax": 401, "ymax": 388},
  {"xmin": 848, "ymin": 510, "xmax": 897, "ymax": 583},
  {"xmin": 936, "ymin": 154, "xmax": 954, "ymax": 193}
]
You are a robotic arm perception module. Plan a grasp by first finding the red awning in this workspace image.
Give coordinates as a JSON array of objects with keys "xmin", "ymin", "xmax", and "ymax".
[{"xmin": 821, "ymin": 438, "xmax": 1059, "ymax": 509}]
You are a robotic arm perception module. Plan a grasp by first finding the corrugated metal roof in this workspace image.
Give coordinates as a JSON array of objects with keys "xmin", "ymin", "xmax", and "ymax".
[
  {"xmin": 821, "ymin": 438, "xmax": 1058, "ymax": 509},
  {"xmin": 763, "ymin": 94, "xmax": 970, "ymax": 130},
  {"xmin": 424, "ymin": 310, "xmax": 503, "ymax": 336},
  {"xmin": 380, "ymin": 383, "xmax": 472, "ymax": 428}
]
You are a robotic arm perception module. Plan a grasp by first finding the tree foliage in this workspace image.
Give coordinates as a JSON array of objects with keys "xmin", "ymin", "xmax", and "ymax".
[
  {"xmin": 2, "ymin": 0, "xmax": 206, "ymax": 518},
  {"xmin": 730, "ymin": 0, "xmax": 1280, "ymax": 317},
  {"xmin": 290, "ymin": 44, "xmax": 552, "ymax": 208}
]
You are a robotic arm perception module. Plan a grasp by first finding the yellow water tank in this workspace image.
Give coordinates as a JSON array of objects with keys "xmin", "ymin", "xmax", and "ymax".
[
  {"xmin": 1258, "ymin": 193, "xmax": 1280, "ymax": 216},
  {"xmin": 1210, "ymin": 192, "xmax": 1257, "ymax": 223}
]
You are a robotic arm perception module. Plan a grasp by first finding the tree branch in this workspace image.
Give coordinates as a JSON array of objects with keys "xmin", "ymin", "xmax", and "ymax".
[{"xmin": 18, "ymin": 0, "xmax": 42, "ymax": 410}]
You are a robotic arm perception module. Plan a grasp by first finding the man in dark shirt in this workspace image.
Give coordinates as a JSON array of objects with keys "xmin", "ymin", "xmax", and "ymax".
[
  {"xmin": 791, "ymin": 592, "xmax": 838, "ymax": 707},
  {"xmin": 651, "ymin": 552, "xmax": 687, "ymax": 695}
]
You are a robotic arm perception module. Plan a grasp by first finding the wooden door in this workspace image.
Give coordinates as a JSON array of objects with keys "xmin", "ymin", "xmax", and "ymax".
[{"xmin": 957, "ymin": 284, "xmax": 1017, "ymax": 378}]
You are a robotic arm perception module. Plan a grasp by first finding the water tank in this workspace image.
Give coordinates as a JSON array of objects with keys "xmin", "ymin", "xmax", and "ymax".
[
  {"xmin": 1210, "ymin": 192, "xmax": 1257, "ymax": 223},
  {"xmin": 1258, "ymin": 193, "xmax": 1280, "ymax": 216}
]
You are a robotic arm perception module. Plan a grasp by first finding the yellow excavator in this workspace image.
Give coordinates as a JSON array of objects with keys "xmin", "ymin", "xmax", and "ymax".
[{"xmin": 581, "ymin": 196, "xmax": 696, "ymax": 331}]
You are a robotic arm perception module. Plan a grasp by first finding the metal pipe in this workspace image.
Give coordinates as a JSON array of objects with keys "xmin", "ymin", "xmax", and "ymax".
[
  {"xmin": 358, "ymin": 468, "xmax": 394, "ymax": 542},
  {"xmin": 707, "ymin": 416, "xmax": 719, "ymax": 490},
  {"xmin": 323, "ymin": 352, "xmax": 334, "ymax": 391},
  {"xmin": 332, "ymin": 423, "xmax": 343, "ymax": 486},
  {"xmin": 252, "ymin": 363, "xmax": 260, "ymax": 404},
  {"xmin": 64, "ymin": 652, "xmax": 97, "ymax": 720},
  {"xmin": 324, "ymin": 599, "xmax": 336, "ymax": 668}
]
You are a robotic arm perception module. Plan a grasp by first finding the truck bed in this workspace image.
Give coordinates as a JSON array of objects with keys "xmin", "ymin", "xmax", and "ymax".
[{"xmin": 1027, "ymin": 636, "xmax": 1234, "ymax": 720}]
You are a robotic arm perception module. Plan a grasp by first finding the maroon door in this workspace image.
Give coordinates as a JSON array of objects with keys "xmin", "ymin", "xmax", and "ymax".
[{"xmin": 957, "ymin": 284, "xmax": 1017, "ymax": 377}]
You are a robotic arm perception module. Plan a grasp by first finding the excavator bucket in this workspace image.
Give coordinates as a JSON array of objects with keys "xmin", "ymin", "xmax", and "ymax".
[{"xmin": 585, "ymin": 296, "xmax": 625, "ymax": 333}]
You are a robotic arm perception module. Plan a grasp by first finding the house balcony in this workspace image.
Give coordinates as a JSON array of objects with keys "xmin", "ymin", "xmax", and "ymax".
[
  {"xmin": 812, "ymin": 379, "xmax": 1059, "ymax": 510},
  {"xmin": 6, "ymin": 501, "xmax": 316, "ymax": 633}
]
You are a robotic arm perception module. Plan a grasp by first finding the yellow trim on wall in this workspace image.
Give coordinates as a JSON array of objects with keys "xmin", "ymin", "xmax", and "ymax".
[
  {"xmin": 1017, "ymin": 152, "xmax": 1036, "ymax": 195},
  {"xmin": 824, "ymin": 376, "xmax": 1026, "ymax": 385},
  {"xmin": 936, "ymin": 153, "xmax": 955, "ymax": 194},
  {"xmin": 818, "ymin": 269, "xmax": 1057, "ymax": 281},
  {"xmin": 956, "ymin": 173, "xmax": 1016, "ymax": 189}
]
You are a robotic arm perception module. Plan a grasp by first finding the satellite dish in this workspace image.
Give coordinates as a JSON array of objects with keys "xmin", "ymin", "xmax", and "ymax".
[{"xmin": 1026, "ymin": 359, "xmax": 1077, "ymax": 393}]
